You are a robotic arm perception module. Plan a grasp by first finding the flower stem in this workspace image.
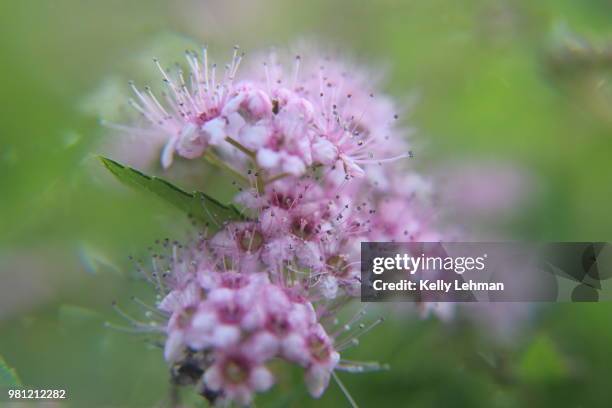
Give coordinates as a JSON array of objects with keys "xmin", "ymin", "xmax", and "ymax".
[
  {"xmin": 224, "ymin": 136, "xmax": 265, "ymax": 194},
  {"xmin": 266, "ymin": 172, "xmax": 290, "ymax": 184},
  {"xmin": 254, "ymin": 168, "xmax": 265, "ymax": 195},
  {"xmin": 225, "ymin": 136, "xmax": 255, "ymax": 158},
  {"xmin": 203, "ymin": 150, "xmax": 250, "ymax": 186}
]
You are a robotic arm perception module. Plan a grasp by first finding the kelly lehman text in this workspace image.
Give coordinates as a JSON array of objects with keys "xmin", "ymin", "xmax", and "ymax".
[{"xmin": 372, "ymin": 279, "xmax": 505, "ymax": 293}]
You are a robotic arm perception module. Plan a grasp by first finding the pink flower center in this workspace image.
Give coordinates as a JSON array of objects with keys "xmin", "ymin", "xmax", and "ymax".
[
  {"xmin": 291, "ymin": 217, "xmax": 315, "ymax": 240},
  {"xmin": 348, "ymin": 120, "xmax": 370, "ymax": 138},
  {"xmin": 237, "ymin": 228, "xmax": 264, "ymax": 252},
  {"xmin": 223, "ymin": 356, "xmax": 250, "ymax": 384},
  {"xmin": 177, "ymin": 306, "xmax": 196, "ymax": 328},
  {"xmin": 197, "ymin": 107, "xmax": 219, "ymax": 124},
  {"xmin": 326, "ymin": 255, "xmax": 349, "ymax": 278},
  {"xmin": 266, "ymin": 314, "xmax": 291, "ymax": 337},
  {"xmin": 221, "ymin": 274, "xmax": 250, "ymax": 289},
  {"xmin": 271, "ymin": 193, "xmax": 295, "ymax": 209},
  {"xmin": 218, "ymin": 304, "xmax": 243, "ymax": 324},
  {"xmin": 308, "ymin": 335, "xmax": 331, "ymax": 362}
]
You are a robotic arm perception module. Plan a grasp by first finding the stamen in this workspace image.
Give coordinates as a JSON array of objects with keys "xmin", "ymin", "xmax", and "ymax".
[{"xmin": 332, "ymin": 371, "xmax": 359, "ymax": 408}]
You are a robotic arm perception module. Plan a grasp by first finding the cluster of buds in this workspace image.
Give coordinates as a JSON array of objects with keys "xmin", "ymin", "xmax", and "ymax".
[
  {"xmin": 111, "ymin": 45, "xmax": 445, "ymax": 406},
  {"xmin": 160, "ymin": 261, "xmax": 344, "ymax": 404}
]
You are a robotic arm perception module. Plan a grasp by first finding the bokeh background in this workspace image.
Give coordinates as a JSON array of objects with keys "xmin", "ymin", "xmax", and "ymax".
[{"xmin": 1, "ymin": 0, "xmax": 611, "ymax": 406}]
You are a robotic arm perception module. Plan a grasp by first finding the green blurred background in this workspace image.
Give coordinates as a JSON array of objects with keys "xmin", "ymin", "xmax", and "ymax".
[{"xmin": 1, "ymin": 0, "xmax": 611, "ymax": 406}]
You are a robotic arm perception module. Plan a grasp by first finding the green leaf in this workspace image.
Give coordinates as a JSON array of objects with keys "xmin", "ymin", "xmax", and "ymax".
[
  {"xmin": 0, "ymin": 355, "xmax": 22, "ymax": 387},
  {"xmin": 516, "ymin": 334, "xmax": 567, "ymax": 383},
  {"xmin": 99, "ymin": 157, "xmax": 244, "ymax": 231}
]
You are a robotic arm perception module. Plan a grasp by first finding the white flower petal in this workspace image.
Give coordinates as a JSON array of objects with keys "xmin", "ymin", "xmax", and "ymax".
[
  {"xmin": 203, "ymin": 365, "xmax": 223, "ymax": 391},
  {"xmin": 160, "ymin": 137, "xmax": 177, "ymax": 168},
  {"xmin": 282, "ymin": 155, "xmax": 306, "ymax": 176},
  {"xmin": 312, "ymin": 138, "xmax": 338, "ymax": 165},
  {"xmin": 211, "ymin": 325, "xmax": 241, "ymax": 347},
  {"xmin": 305, "ymin": 365, "xmax": 331, "ymax": 398},
  {"xmin": 201, "ymin": 117, "xmax": 226, "ymax": 145},
  {"xmin": 256, "ymin": 148, "xmax": 281, "ymax": 168},
  {"xmin": 163, "ymin": 331, "xmax": 184, "ymax": 363},
  {"xmin": 250, "ymin": 366, "xmax": 274, "ymax": 392},
  {"xmin": 320, "ymin": 275, "xmax": 339, "ymax": 299}
]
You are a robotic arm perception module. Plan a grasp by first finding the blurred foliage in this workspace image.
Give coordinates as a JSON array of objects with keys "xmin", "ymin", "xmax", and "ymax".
[
  {"xmin": 0, "ymin": 355, "xmax": 22, "ymax": 388},
  {"xmin": 1, "ymin": 0, "xmax": 611, "ymax": 407}
]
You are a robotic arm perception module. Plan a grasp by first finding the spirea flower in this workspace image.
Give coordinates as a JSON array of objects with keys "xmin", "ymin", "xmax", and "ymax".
[
  {"xmin": 115, "ymin": 239, "xmax": 386, "ymax": 406},
  {"xmin": 107, "ymin": 45, "xmax": 446, "ymax": 406},
  {"xmin": 127, "ymin": 46, "xmax": 411, "ymax": 177}
]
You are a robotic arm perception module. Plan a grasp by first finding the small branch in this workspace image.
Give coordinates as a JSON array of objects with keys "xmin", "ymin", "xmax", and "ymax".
[
  {"xmin": 266, "ymin": 172, "xmax": 290, "ymax": 184},
  {"xmin": 225, "ymin": 136, "xmax": 255, "ymax": 158},
  {"xmin": 223, "ymin": 136, "xmax": 266, "ymax": 194},
  {"xmin": 254, "ymin": 169, "xmax": 265, "ymax": 195},
  {"xmin": 203, "ymin": 150, "xmax": 249, "ymax": 185},
  {"xmin": 225, "ymin": 136, "xmax": 266, "ymax": 194}
]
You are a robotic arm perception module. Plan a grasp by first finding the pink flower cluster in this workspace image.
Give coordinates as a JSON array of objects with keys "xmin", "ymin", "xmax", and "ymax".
[
  {"xmin": 118, "ymin": 46, "xmax": 445, "ymax": 405},
  {"xmin": 129, "ymin": 47, "xmax": 409, "ymax": 177},
  {"xmin": 158, "ymin": 267, "xmax": 340, "ymax": 404}
]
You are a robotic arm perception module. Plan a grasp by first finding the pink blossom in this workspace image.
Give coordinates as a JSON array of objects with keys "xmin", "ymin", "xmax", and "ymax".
[
  {"xmin": 285, "ymin": 323, "xmax": 340, "ymax": 397},
  {"xmin": 108, "ymin": 45, "xmax": 451, "ymax": 406},
  {"xmin": 126, "ymin": 49, "xmax": 243, "ymax": 168},
  {"xmin": 203, "ymin": 348, "xmax": 274, "ymax": 405}
]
